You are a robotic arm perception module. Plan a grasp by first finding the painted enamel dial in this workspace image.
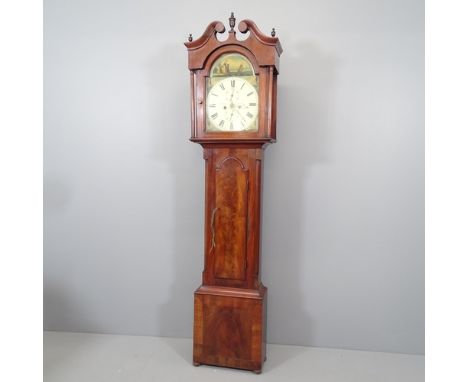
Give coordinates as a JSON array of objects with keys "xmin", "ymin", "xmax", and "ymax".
[{"xmin": 206, "ymin": 77, "xmax": 259, "ymax": 132}]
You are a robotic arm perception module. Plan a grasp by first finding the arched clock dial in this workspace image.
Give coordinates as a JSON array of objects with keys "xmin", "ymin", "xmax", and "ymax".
[{"xmin": 206, "ymin": 77, "xmax": 258, "ymax": 132}]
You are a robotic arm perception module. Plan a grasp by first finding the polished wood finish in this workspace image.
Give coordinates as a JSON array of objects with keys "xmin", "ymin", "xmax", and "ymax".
[
  {"xmin": 185, "ymin": 14, "xmax": 281, "ymax": 373},
  {"xmin": 193, "ymin": 285, "xmax": 267, "ymax": 372}
]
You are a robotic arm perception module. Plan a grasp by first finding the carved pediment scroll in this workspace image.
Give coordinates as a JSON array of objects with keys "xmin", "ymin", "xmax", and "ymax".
[{"xmin": 184, "ymin": 13, "xmax": 282, "ymax": 73}]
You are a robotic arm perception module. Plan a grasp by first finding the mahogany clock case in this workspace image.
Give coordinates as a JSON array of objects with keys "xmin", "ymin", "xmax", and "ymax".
[{"xmin": 185, "ymin": 14, "xmax": 282, "ymax": 373}]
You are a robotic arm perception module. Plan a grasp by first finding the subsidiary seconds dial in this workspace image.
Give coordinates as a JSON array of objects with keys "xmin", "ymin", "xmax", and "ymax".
[{"xmin": 206, "ymin": 77, "xmax": 259, "ymax": 132}]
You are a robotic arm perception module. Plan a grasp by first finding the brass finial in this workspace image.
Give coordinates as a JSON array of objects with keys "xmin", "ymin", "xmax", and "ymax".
[
  {"xmin": 188, "ymin": 34, "xmax": 193, "ymax": 42},
  {"xmin": 229, "ymin": 12, "xmax": 236, "ymax": 31},
  {"xmin": 271, "ymin": 28, "xmax": 276, "ymax": 37}
]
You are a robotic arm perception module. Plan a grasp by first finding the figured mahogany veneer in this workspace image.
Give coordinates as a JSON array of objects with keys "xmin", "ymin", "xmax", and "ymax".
[
  {"xmin": 185, "ymin": 14, "xmax": 282, "ymax": 373},
  {"xmin": 193, "ymin": 285, "xmax": 267, "ymax": 372}
]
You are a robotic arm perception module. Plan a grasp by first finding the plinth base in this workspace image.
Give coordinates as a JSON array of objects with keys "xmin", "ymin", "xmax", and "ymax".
[{"xmin": 193, "ymin": 285, "xmax": 267, "ymax": 373}]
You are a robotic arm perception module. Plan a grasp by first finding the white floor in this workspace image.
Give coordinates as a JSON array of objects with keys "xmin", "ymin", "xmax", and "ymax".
[{"xmin": 44, "ymin": 331, "xmax": 424, "ymax": 382}]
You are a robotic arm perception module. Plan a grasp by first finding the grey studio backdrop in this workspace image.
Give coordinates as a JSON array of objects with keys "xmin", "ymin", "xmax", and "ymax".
[{"xmin": 44, "ymin": 0, "xmax": 424, "ymax": 354}]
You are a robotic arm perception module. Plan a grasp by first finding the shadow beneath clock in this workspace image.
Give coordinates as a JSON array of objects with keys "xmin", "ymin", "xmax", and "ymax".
[
  {"xmin": 261, "ymin": 39, "xmax": 337, "ymax": 352},
  {"xmin": 159, "ymin": 336, "xmax": 193, "ymax": 365},
  {"xmin": 146, "ymin": 42, "xmax": 205, "ymax": 359}
]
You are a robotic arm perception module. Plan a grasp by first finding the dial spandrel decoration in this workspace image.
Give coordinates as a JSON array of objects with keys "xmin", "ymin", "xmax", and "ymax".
[{"xmin": 206, "ymin": 53, "xmax": 259, "ymax": 132}]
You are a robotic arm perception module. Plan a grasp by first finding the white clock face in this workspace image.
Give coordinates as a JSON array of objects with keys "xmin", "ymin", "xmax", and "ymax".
[{"xmin": 206, "ymin": 77, "xmax": 259, "ymax": 132}]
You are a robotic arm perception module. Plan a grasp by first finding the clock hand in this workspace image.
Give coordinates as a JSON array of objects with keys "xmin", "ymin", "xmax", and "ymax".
[{"xmin": 232, "ymin": 108, "xmax": 245, "ymax": 124}]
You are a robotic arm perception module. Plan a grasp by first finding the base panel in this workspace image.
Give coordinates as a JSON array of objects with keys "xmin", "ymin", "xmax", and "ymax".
[{"xmin": 193, "ymin": 285, "xmax": 267, "ymax": 372}]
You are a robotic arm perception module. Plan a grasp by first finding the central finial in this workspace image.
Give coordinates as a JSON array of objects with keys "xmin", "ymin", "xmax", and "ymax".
[{"xmin": 229, "ymin": 12, "xmax": 236, "ymax": 32}]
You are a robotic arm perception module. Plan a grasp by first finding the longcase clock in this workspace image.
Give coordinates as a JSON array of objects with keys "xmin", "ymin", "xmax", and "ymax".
[{"xmin": 184, "ymin": 13, "xmax": 282, "ymax": 373}]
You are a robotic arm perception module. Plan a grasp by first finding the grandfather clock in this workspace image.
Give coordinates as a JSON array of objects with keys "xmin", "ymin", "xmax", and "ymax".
[{"xmin": 184, "ymin": 13, "xmax": 282, "ymax": 373}]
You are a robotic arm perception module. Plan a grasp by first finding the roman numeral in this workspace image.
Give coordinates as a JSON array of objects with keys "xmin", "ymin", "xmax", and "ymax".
[
  {"xmin": 211, "ymin": 113, "xmax": 218, "ymax": 119},
  {"xmin": 219, "ymin": 120, "xmax": 225, "ymax": 127},
  {"xmin": 230, "ymin": 122, "xmax": 234, "ymax": 130},
  {"xmin": 249, "ymin": 103, "xmax": 256, "ymax": 106},
  {"xmin": 241, "ymin": 82, "xmax": 246, "ymax": 89},
  {"xmin": 247, "ymin": 112, "xmax": 253, "ymax": 118},
  {"xmin": 209, "ymin": 104, "xmax": 216, "ymax": 107},
  {"xmin": 231, "ymin": 79, "xmax": 235, "ymax": 87},
  {"xmin": 211, "ymin": 93, "xmax": 218, "ymax": 97},
  {"xmin": 219, "ymin": 83, "xmax": 225, "ymax": 90},
  {"xmin": 247, "ymin": 91, "xmax": 254, "ymax": 96}
]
